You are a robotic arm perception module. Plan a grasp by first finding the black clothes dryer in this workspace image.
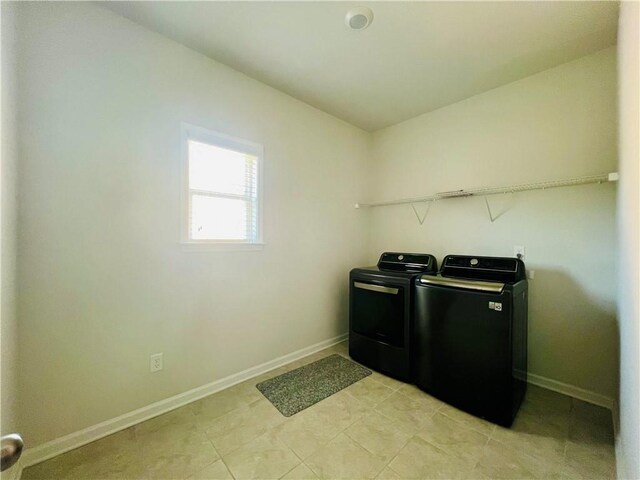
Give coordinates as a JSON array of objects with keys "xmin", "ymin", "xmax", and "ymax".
[
  {"xmin": 349, "ymin": 252, "xmax": 437, "ymax": 381},
  {"xmin": 414, "ymin": 255, "xmax": 528, "ymax": 427}
]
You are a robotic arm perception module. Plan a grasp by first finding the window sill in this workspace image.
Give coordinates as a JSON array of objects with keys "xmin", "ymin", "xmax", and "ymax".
[{"xmin": 180, "ymin": 242, "xmax": 265, "ymax": 252}]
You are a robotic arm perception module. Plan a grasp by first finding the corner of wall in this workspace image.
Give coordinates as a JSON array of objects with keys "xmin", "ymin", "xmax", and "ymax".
[
  {"xmin": 616, "ymin": 1, "xmax": 640, "ymax": 479},
  {"xmin": 1, "ymin": 0, "xmax": 21, "ymax": 442}
]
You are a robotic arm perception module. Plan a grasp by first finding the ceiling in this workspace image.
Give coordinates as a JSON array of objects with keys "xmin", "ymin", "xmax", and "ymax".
[{"xmin": 102, "ymin": 1, "xmax": 619, "ymax": 132}]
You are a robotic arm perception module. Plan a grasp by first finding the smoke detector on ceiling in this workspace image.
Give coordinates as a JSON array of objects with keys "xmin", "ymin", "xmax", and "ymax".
[{"xmin": 345, "ymin": 7, "xmax": 374, "ymax": 31}]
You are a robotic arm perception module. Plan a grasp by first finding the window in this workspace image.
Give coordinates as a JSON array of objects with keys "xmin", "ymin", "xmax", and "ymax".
[{"xmin": 182, "ymin": 124, "xmax": 263, "ymax": 247}]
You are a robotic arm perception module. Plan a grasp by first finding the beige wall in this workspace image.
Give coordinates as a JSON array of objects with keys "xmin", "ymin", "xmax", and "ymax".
[
  {"xmin": 616, "ymin": 2, "xmax": 639, "ymax": 479},
  {"xmin": 16, "ymin": 3, "xmax": 370, "ymax": 447},
  {"xmin": 1, "ymin": 0, "xmax": 19, "ymax": 440},
  {"xmin": 368, "ymin": 48, "xmax": 618, "ymax": 400}
]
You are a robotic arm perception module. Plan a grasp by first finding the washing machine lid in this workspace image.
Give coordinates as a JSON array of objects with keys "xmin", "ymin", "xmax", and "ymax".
[{"xmin": 440, "ymin": 255, "xmax": 526, "ymax": 283}]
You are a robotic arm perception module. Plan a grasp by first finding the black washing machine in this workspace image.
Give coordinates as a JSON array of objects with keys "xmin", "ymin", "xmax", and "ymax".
[
  {"xmin": 349, "ymin": 252, "xmax": 437, "ymax": 381},
  {"xmin": 414, "ymin": 255, "xmax": 528, "ymax": 427}
]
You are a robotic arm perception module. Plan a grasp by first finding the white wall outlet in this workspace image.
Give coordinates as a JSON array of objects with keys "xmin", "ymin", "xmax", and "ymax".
[
  {"xmin": 150, "ymin": 353, "xmax": 163, "ymax": 373},
  {"xmin": 528, "ymin": 270, "xmax": 535, "ymax": 280},
  {"xmin": 514, "ymin": 245, "xmax": 525, "ymax": 261}
]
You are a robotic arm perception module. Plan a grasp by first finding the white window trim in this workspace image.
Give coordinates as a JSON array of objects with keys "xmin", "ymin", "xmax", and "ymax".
[{"xmin": 180, "ymin": 122, "xmax": 265, "ymax": 252}]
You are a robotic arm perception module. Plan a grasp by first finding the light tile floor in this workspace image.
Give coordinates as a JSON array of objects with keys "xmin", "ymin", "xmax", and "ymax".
[{"xmin": 23, "ymin": 342, "xmax": 616, "ymax": 480}]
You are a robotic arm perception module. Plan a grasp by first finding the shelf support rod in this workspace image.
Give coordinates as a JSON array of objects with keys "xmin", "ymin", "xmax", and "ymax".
[{"xmin": 355, "ymin": 172, "xmax": 618, "ymax": 209}]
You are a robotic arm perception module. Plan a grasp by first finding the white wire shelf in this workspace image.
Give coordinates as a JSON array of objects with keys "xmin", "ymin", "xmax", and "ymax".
[
  {"xmin": 355, "ymin": 172, "xmax": 619, "ymax": 209},
  {"xmin": 355, "ymin": 172, "xmax": 619, "ymax": 224}
]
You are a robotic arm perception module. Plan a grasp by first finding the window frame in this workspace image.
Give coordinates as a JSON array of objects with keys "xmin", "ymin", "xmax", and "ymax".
[{"xmin": 181, "ymin": 123, "xmax": 264, "ymax": 251}]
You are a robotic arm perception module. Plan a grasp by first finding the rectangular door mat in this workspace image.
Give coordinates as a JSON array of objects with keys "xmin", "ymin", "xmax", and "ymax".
[{"xmin": 256, "ymin": 354, "xmax": 372, "ymax": 417}]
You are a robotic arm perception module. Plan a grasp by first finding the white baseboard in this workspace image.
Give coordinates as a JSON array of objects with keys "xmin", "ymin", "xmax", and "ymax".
[
  {"xmin": 19, "ymin": 336, "xmax": 617, "ymax": 476},
  {"xmin": 20, "ymin": 333, "xmax": 348, "ymax": 470},
  {"xmin": 615, "ymin": 437, "xmax": 628, "ymax": 480},
  {"xmin": 611, "ymin": 400, "xmax": 620, "ymax": 437},
  {"xmin": 527, "ymin": 372, "xmax": 615, "ymax": 410},
  {"xmin": 611, "ymin": 401, "xmax": 629, "ymax": 480}
]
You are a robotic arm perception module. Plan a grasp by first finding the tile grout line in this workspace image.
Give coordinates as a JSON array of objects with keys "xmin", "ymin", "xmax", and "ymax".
[
  {"xmin": 198, "ymin": 394, "xmax": 279, "ymax": 459},
  {"xmin": 184, "ymin": 361, "xmax": 613, "ymax": 480},
  {"xmin": 300, "ymin": 460, "xmax": 319, "ymax": 480},
  {"xmin": 204, "ymin": 432, "xmax": 235, "ymax": 480},
  {"xmin": 438, "ymin": 406, "xmax": 496, "ymax": 437},
  {"xmin": 273, "ymin": 419, "xmax": 309, "ymax": 477},
  {"xmin": 466, "ymin": 428, "xmax": 493, "ymax": 475},
  {"xmin": 374, "ymin": 431, "xmax": 415, "ymax": 477},
  {"xmin": 365, "ymin": 374, "xmax": 404, "ymax": 392},
  {"xmin": 276, "ymin": 457, "xmax": 304, "ymax": 480},
  {"xmin": 135, "ymin": 407, "xmax": 223, "ymax": 480},
  {"xmin": 349, "ymin": 393, "xmax": 443, "ymax": 477},
  {"xmin": 487, "ymin": 423, "xmax": 569, "ymax": 473},
  {"xmin": 341, "ymin": 384, "xmax": 396, "ymax": 409},
  {"xmin": 291, "ymin": 392, "xmax": 389, "ymax": 476},
  {"xmin": 273, "ymin": 402, "xmax": 355, "ymax": 468}
]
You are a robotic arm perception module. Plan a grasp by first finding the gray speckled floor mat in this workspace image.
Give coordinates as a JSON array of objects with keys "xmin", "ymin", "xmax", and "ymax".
[{"xmin": 256, "ymin": 354, "xmax": 372, "ymax": 417}]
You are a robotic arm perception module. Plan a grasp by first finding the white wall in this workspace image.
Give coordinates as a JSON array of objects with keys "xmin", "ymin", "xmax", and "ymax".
[
  {"xmin": 1, "ymin": 0, "xmax": 19, "ymax": 441},
  {"xmin": 616, "ymin": 2, "xmax": 639, "ymax": 479},
  {"xmin": 369, "ymin": 48, "xmax": 618, "ymax": 400},
  {"xmin": 15, "ymin": 2, "xmax": 370, "ymax": 447}
]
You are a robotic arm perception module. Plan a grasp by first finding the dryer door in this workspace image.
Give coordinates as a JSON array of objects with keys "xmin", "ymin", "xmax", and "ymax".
[{"xmin": 351, "ymin": 280, "xmax": 406, "ymax": 348}]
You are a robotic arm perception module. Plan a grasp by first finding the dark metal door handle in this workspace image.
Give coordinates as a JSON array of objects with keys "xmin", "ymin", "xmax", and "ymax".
[{"xmin": 1, "ymin": 434, "xmax": 24, "ymax": 472}]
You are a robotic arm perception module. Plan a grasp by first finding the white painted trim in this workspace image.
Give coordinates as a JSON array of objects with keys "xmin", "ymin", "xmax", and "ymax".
[
  {"xmin": 615, "ymin": 436, "xmax": 629, "ymax": 480},
  {"xmin": 19, "ymin": 337, "xmax": 617, "ymax": 473},
  {"xmin": 20, "ymin": 333, "xmax": 348, "ymax": 469},
  {"xmin": 612, "ymin": 401, "xmax": 626, "ymax": 480},
  {"xmin": 527, "ymin": 372, "xmax": 615, "ymax": 410},
  {"xmin": 611, "ymin": 399, "xmax": 620, "ymax": 437},
  {"xmin": 179, "ymin": 241, "xmax": 266, "ymax": 253}
]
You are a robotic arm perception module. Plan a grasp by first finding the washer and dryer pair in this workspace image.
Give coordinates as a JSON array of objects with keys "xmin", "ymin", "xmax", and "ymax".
[{"xmin": 349, "ymin": 252, "xmax": 528, "ymax": 427}]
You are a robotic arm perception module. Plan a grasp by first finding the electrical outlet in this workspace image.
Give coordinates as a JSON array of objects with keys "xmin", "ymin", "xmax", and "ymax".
[
  {"xmin": 514, "ymin": 245, "xmax": 525, "ymax": 261},
  {"xmin": 150, "ymin": 353, "xmax": 163, "ymax": 373}
]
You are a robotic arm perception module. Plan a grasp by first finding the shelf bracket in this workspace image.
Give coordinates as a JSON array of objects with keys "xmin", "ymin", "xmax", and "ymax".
[
  {"xmin": 484, "ymin": 194, "xmax": 514, "ymax": 223},
  {"xmin": 411, "ymin": 201, "xmax": 433, "ymax": 225}
]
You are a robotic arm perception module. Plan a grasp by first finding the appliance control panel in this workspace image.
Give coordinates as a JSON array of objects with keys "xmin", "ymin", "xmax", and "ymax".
[
  {"xmin": 442, "ymin": 255, "xmax": 526, "ymax": 283},
  {"xmin": 378, "ymin": 252, "xmax": 438, "ymax": 273}
]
